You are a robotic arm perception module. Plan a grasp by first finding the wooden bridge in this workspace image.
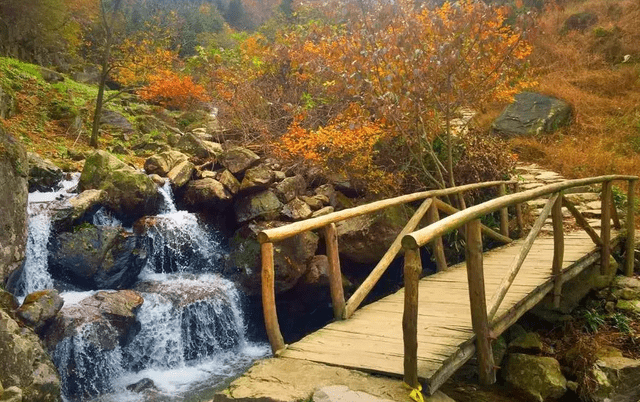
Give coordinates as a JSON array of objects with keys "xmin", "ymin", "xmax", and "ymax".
[{"xmin": 257, "ymin": 174, "xmax": 638, "ymax": 395}]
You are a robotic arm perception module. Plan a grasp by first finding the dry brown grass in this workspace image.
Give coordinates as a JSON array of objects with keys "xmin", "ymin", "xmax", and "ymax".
[{"xmin": 479, "ymin": 0, "xmax": 640, "ymax": 184}]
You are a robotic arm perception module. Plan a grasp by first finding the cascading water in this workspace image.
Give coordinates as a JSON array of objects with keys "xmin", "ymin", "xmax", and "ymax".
[{"xmin": 23, "ymin": 179, "xmax": 270, "ymax": 402}]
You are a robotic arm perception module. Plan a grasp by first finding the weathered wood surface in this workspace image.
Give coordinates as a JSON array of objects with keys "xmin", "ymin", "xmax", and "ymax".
[{"xmin": 280, "ymin": 229, "xmax": 622, "ymax": 394}]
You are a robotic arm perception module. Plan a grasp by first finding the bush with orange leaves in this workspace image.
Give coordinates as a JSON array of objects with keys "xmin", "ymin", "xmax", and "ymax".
[{"xmin": 138, "ymin": 70, "xmax": 210, "ymax": 110}]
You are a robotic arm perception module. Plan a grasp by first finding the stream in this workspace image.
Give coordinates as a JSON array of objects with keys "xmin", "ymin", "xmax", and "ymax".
[{"xmin": 18, "ymin": 177, "xmax": 269, "ymax": 401}]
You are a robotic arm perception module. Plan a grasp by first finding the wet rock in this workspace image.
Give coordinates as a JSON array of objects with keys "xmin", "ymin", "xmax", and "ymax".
[
  {"xmin": 167, "ymin": 160, "xmax": 194, "ymax": 189},
  {"xmin": 220, "ymin": 147, "xmax": 260, "ymax": 175},
  {"xmin": 149, "ymin": 174, "xmax": 166, "ymax": 186},
  {"xmin": 228, "ymin": 221, "xmax": 319, "ymax": 295},
  {"xmin": 234, "ymin": 190, "xmax": 283, "ymax": 224},
  {"xmin": 126, "ymin": 378, "xmax": 157, "ymax": 393},
  {"xmin": 591, "ymin": 356, "xmax": 640, "ymax": 402},
  {"xmin": 219, "ymin": 169, "xmax": 241, "ymax": 195},
  {"xmin": 0, "ymin": 126, "xmax": 28, "ymax": 283},
  {"xmin": 50, "ymin": 190, "xmax": 105, "ymax": 233},
  {"xmin": 503, "ymin": 354, "xmax": 567, "ymax": 401},
  {"xmin": 100, "ymin": 109, "xmax": 133, "ymax": 132},
  {"xmin": 43, "ymin": 290, "xmax": 144, "ymax": 352},
  {"xmin": 492, "ymin": 92, "xmax": 572, "ymax": 138},
  {"xmin": 183, "ymin": 178, "xmax": 232, "ymax": 209},
  {"xmin": 48, "ymin": 225, "xmax": 147, "ymax": 290},
  {"xmin": 0, "ymin": 310, "xmax": 61, "ymax": 402},
  {"xmin": 282, "ymin": 198, "xmax": 312, "ymax": 221},
  {"xmin": 16, "ymin": 290, "xmax": 64, "ymax": 333},
  {"xmin": 27, "ymin": 153, "xmax": 63, "ymax": 192},
  {"xmin": 336, "ymin": 204, "xmax": 414, "ymax": 265},
  {"xmin": 79, "ymin": 150, "xmax": 161, "ymax": 222},
  {"xmin": 144, "ymin": 150, "xmax": 189, "ymax": 176},
  {"xmin": 239, "ymin": 165, "xmax": 274, "ymax": 193},
  {"xmin": 176, "ymin": 133, "xmax": 223, "ymax": 160},
  {"xmin": 275, "ymin": 175, "xmax": 307, "ymax": 203}
]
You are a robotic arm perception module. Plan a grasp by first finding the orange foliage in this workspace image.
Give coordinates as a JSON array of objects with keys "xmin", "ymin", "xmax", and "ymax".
[{"xmin": 138, "ymin": 71, "xmax": 210, "ymax": 110}]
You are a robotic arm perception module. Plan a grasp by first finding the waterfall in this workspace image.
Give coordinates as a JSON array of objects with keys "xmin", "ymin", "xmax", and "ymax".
[{"xmin": 19, "ymin": 209, "xmax": 54, "ymax": 296}]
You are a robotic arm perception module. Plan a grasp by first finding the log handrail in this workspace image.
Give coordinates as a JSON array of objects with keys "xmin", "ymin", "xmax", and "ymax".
[
  {"xmin": 257, "ymin": 180, "xmax": 516, "ymax": 244},
  {"xmin": 401, "ymin": 174, "xmax": 638, "ymax": 389}
]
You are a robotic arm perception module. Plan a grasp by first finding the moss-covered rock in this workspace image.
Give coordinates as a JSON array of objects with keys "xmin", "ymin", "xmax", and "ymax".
[
  {"xmin": 220, "ymin": 146, "xmax": 260, "ymax": 175},
  {"xmin": 503, "ymin": 354, "xmax": 567, "ymax": 401},
  {"xmin": 79, "ymin": 150, "xmax": 160, "ymax": 223},
  {"xmin": 0, "ymin": 126, "xmax": 28, "ymax": 283},
  {"xmin": 492, "ymin": 92, "xmax": 572, "ymax": 138},
  {"xmin": 16, "ymin": 290, "xmax": 64, "ymax": 333},
  {"xmin": 0, "ymin": 310, "xmax": 61, "ymax": 402},
  {"xmin": 167, "ymin": 160, "xmax": 194, "ymax": 189},
  {"xmin": 50, "ymin": 189, "xmax": 105, "ymax": 233},
  {"xmin": 234, "ymin": 190, "xmax": 283, "ymax": 224},
  {"xmin": 176, "ymin": 133, "xmax": 223, "ymax": 160},
  {"xmin": 144, "ymin": 150, "xmax": 189, "ymax": 176},
  {"xmin": 182, "ymin": 178, "xmax": 232, "ymax": 209}
]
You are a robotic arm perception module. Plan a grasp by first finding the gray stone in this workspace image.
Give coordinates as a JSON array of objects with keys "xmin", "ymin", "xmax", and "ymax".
[
  {"xmin": 612, "ymin": 275, "xmax": 640, "ymax": 300},
  {"xmin": 16, "ymin": 290, "xmax": 64, "ymax": 333},
  {"xmin": 183, "ymin": 178, "xmax": 232, "ymax": 209},
  {"xmin": 275, "ymin": 175, "xmax": 307, "ymax": 203},
  {"xmin": 79, "ymin": 151, "xmax": 161, "ymax": 223},
  {"xmin": 509, "ymin": 332, "xmax": 545, "ymax": 354},
  {"xmin": 239, "ymin": 165, "xmax": 274, "ymax": 193},
  {"xmin": 27, "ymin": 153, "xmax": 63, "ymax": 192},
  {"xmin": 144, "ymin": 151, "xmax": 189, "ymax": 176},
  {"xmin": 492, "ymin": 92, "xmax": 572, "ymax": 138},
  {"xmin": 39, "ymin": 67, "xmax": 64, "ymax": 83},
  {"xmin": 312, "ymin": 206, "xmax": 335, "ymax": 218},
  {"xmin": 219, "ymin": 170, "xmax": 241, "ymax": 195},
  {"xmin": 616, "ymin": 299, "xmax": 640, "ymax": 314},
  {"xmin": 301, "ymin": 195, "xmax": 324, "ymax": 210},
  {"xmin": 50, "ymin": 190, "xmax": 105, "ymax": 233},
  {"xmin": 71, "ymin": 65, "xmax": 100, "ymax": 84},
  {"xmin": 282, "ymin": 198, "xmax": 312, "ymax": 221},
  {"xmin": 100, "ymin": 109, "xmax": 134, "ymax": 132},
  {"xmin": 167, "ymin": 160, "xmax": 194, "ymax": 189},
  {"xmin": 228, "ymin": 221, "xmax": 318, "ymax": 295},
  {"xmin": 126, "ymin": 378, "xmax": 157, "ymax": 393},
  {"xmin": 0, "ymin": 84, "xmax": 16, "ymax": 119},
  {"xmin": 176, "ymin": 133, "xmax": 223, "ymax": 160},
  {"xmin": 315, "ymin": 184, "xmax": 337, "ymax": 207},
  {"xmin": 503, "ymin": 354, "xmax": 567, "ymax": 402},
  {"xmin": 0, "ymin": 126, "xmax": 28, "ymax": 283},
  {"xmin": 591, "ymin": 357, "xmax": 640, "ymax": 402},
  {"xmin": 234, "ymin": 190, "xmax": 283, "ymax": 223},
  {"xmin": 220, "ymin": 147, "xmax": 260, "ymax": 175}
]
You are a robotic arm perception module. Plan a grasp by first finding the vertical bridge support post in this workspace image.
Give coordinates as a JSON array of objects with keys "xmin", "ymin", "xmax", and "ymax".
[
  {"xmin": 499, "ymin": 183, "xmax": 509, "ymax": 238},
  {"xmin": 551, "ymin": 193, "xmax": 564, "ymax": 309},
  {"xmin": 626, "ymin": 179, "xmax": 637, "ymax": 277},
  {"xmin": 427, "ymin": 198, "xmax": 448, "ymax": 272},
  {"xmin": 403, "ymin": 246, "xmax": 421, "ymax": 389},
  {"xmin": 514, "ymin": 183, "xmax": 524, "ymax": 235},
  {"xmin": 323, "ymin": 223, "xmax": 345, "ymax": 320},
  {"xmin": 261, "ymin": 242, "xmax": 285, "ymax": 354},
  {"xmin": 601, "ymin": 181, "xmax": 612, "ymax": 275},
  {"xmin": 465, "ymin": 219, "xmax": 496, "ymax": 385}
]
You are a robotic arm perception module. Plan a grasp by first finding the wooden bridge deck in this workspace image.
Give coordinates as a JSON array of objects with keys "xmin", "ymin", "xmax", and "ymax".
[{"xmin": 280, "ymin": 229, "xmax": 622, "ymax": 394}]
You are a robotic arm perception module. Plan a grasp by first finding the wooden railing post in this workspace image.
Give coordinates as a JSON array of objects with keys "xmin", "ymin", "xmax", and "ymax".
[
  {"xmin": 601, "ymin": 181, "xmax": 612, "ymax": 274},
  {"xmin": 551, "ymin": 193, "xmax": 564, "ymax": 309},
  {"xmin": 323, "ymin": 223, "xmax": 345, "ymax": 320},
  {"xmin": 626, "ymin": 179, "xmax": 636, "ymax": 277},
  {"xmin": 261, "ymin": 242, "xmax": 285, "ymax": 354},
  {"xmin": 514, "ymin": 183, "xmax": 524, "ymax": 235},
  {"xmin": 427, "ymin": 198, "xmax": 447, "ymax": 272},
  {"xmin": 403, "ymin": 246, "xmax": 422, "ymax": 389},
  {"xmin": 499, "ymin": 183, "xmax": 509, "ymax": 238},
  {"xmin": 465, "ymin": 219, "xmax": 496, "ymax": 385}
]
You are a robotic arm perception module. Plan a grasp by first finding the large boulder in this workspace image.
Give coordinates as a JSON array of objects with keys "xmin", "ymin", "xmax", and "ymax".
[
  {"xmin": 99, "ymin": 109, "xmax": 133, "ymax": 132},
  {"xmin": 0, "ymin": 127, "xmax": 29, "ymax": 283},
  {"xmin": 27, "ymin": 153, "xmax": 63, "ymax": 192},
  {"xmin": 503, "ymin": 354, "xmax": 567, "ymax": 401},
  {"xmin": 239, "ymin": 164, "xmax": 275, "ymax": 193},
  {"xmin": 49, "ymin": 189, "xmax": 105, "ymax": 233},
  {"xmin": 0, "ymin": 83, "xmax": 16, "ymax": 119},
  {"xmin": 275, "ymin": 175, "xmax": 307, "ymax": 203},
  {"xmin": 234, "ymin": 190, "xmax": 283, "ymax": 224},
  {"xmin": 336, "ymin": 204, "xmax": 414, "ymax": 265},
  {"xmin": 0, "ymin": 309, "xmax": 61, "ymax": 402},
  {"xmin": 16, "ymin": 290, "xmax": 64, "ymax": 333},
  {"xmin": 562, "ymin": 12, "xmax": 598, "ymax": 32},
  {"xmin": 182, "ymin": 178, "xmax": 232, "ymax": 209},
  {"xmin": 176, "ymin": 133, "xmax": 223, "ymax": 160},
  {"xmin": 78, "ymin": 150, "xmax": 160, "ymax": 222},
  {"xmin": 144, "ymin": 150, "xmax": 189, "ymax": 176},
  {"xmin": 228, "ymin": 221, "xmax": 319, "ymax": 295},
  {"xmin": 220, "ymin": 146, "xmax": 260, "ymax": 175},
  {"xmin": 591, "ymin": 356, "xmax": 640, "ymax": 402},
  {"xmin": 491, "ymin": 92, "xmax": 572, "ymax": 138},
  {"xmin": 167, "ymin": 160, "xmax": 194, "ymax": 189},
  {"xmin": 48, "ymin": 225, "xmax": 148, "ymax": 290}
]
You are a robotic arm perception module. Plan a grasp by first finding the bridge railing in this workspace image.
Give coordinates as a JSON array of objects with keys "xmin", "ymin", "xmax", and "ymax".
[
  {"xmin": 258, "ymin": 180, "xmax": 518, "ymax": 354},
  {"xmin": 400, "ymin": 175, "xmax": 638, "ymax": 391}
]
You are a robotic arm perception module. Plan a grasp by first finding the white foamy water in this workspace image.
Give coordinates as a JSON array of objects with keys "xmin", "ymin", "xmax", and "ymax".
[{"xmin": 28, "ymin": 173, "xmax": 80, "ymax": 204}]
